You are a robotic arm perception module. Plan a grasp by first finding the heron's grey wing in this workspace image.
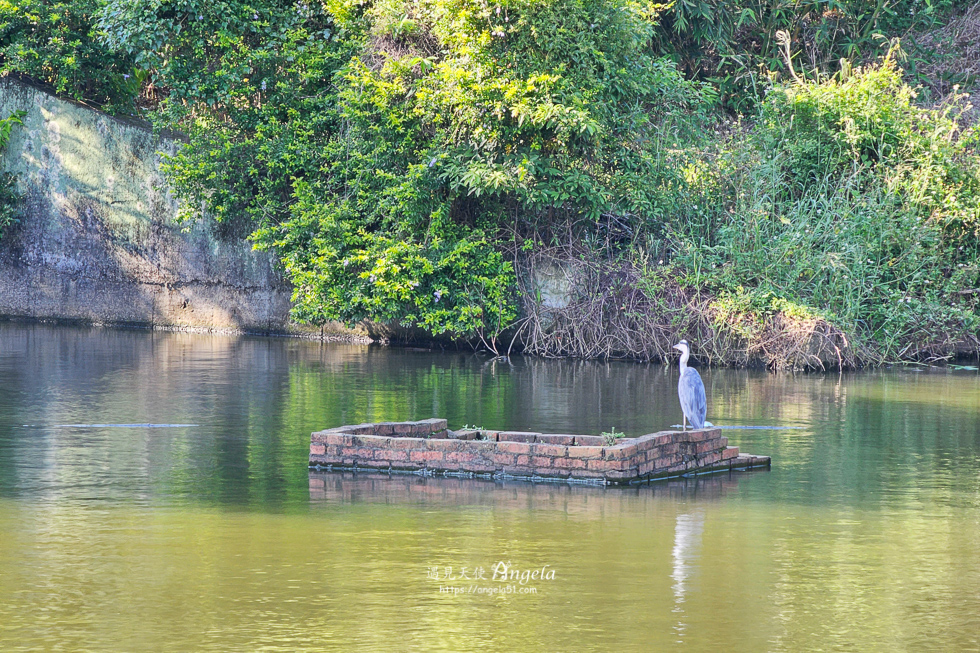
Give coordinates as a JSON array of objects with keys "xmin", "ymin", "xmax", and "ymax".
[{"xmin": 679, "ymin": 369, "xmax": 707, "ymax": 429}]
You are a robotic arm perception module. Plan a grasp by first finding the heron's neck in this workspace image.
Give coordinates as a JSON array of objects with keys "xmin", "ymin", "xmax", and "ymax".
[{"xmin": 679, "ymin": 350, "xmax": 689, "ymax": 372}]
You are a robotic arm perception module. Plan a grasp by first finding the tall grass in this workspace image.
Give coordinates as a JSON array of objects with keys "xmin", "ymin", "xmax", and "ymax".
[{"xmin": 666, "ymin": 52, "xmax": 980, "ymax": 363}]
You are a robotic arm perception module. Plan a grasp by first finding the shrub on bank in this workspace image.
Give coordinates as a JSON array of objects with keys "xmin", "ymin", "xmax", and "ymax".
[
  {"xmin": 1, "ymin": 0, "xmax": 978, "ymax": 365},
  {"xmin": 668, "ymin": 52, "xmax": 980, "ymax": 363},
  {"xmin": 0, "ymin": 0, "xmax": 136, "ymax": 111}
]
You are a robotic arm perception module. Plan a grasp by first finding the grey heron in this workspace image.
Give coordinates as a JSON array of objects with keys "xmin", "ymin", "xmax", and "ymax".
[{"xmin": 673, "ymin": 339, "xmax": 706, "ymax": 430}]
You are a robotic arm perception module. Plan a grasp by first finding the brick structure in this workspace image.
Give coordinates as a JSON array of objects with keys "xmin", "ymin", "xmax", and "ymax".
[{"xmin": 309, "ymin": 419, "xmax": 771, "ymax": 485}]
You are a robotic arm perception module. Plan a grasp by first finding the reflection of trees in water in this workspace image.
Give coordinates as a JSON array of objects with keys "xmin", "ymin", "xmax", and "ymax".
[
  {"xmin": 308, "ymin": 471, "xmax": 752, "ymax": 508},
  {"xmin": 0, "ymin": 324, "xmax": 298, "ymax": 505},
  {"xmin": 2, "ymin": 324, "xmax": 978, "ymax": 511}
]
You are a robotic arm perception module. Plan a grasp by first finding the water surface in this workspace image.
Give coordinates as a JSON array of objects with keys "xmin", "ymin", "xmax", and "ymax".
[{"xmin": 1, "ymin": 324, "xmax": 978, "ymax": 651}]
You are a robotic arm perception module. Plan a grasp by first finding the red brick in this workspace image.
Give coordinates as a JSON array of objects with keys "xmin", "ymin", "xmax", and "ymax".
[
  {"xmin": 722, "ymin": 447, "xmax": 739, "ymax": 460},
  {"xmin": 388, "ymin": 437, "xmax": 424, "ymax": 449},
  {"xmin": 700, "ymin": 451, "xmax": 722, "ymax": 466},
  {"xmin": 444, "ymin": 451, "xmax": 478, "ymax": 465},
  {"xmin": 462, "ymin": 462, "xmax": 496, "ymax": 473},
  {"xmin": 491, "ymin": 452, "xmax": 517, "ymax": 466},
  {"xmin": 587, "ymin": 459, "xmax": 611, "ymax": 471},
  {"xmin": 427, "ymin": 439, "xmax": 460, "ymax": 451},
  {"xmin": 498, "ymin": 431, "xmax": 539, "ymax": 443},
  {"xmin": 381, "ymin": 450, "xmax": 410, "ymax": 462},
  {"xmin": 409, "ymin": 450, "xmax": 444, "ymax": 462},
  {"xmin": 418, "ymin": 418, "xmax": 448, "ymax": 432},
  {"xmin": 360, "ymin": 459, "xmax": 390, "ymax": 469},
  {"xmin": 390, "ymin": 460, "xmax": 423, "ymax": 471},
  {"xmin": 553, "ymin": 457, "xmax": 587, "ymax": 469},
  {"xmin": 531, "ymin": 456, "xmax": 554, "ymax": 467},
  {"xmin": 497, "ymin": 441, "xmax": 532, "ymax": 455},
  {"xmin": 539, "ymin": 467, "xmax": 570, "ymax": 478},
  {"xmin": 532, "ymin": 443, "xmax": 567, "ymax": 457},
  {"xmin": 411, "ymin": 422, "xmax": 431, "ymax": 435},
  {"xmin": 567, "ymin": 469, "xmax": 605, "ymax": 479},
  {"xmin": 604, "ymin": 443, "xmax": 639, "ymax": 460},
  {"xmin": 318, "ymin": 433, "xmax": 352, "ymax": 446},
  {"xmin": 351, "ymin": 434, "xmax": 387, "ymax": 447},
  {"xmin": 515, "ymin": 455, "xmax": 531, "ymax": 466},
  {"xmin": 536, "ymin": 434, "xmax": 575, "ymax": 445},
  {"xmin": 311, "ymin": 429, "xmax": 344, "ymax": 443},
  {"xmin": 719, "ymin": 436, "xmax": 728, "ymax": 448},
  {"xmin": 393, "ymin": 423, "xmax": 414, "ymax": 435},
  {"xmin": 350, "ymin": 424, "xmax": 376, "ymax": 435},
  {"xmin": 309, "ymin": 454, "xmax": 329, "ymax": 465},
  {"xmin": 574, "ymin": 435, "xmax": 605, "ymax": 446},
  {"xmin": 569, "ymin": 445, "xmax": 603, "ymax": 458},
  {"xmin": 643, "ymin": 447, "xmax": 663, "ymax": 461},
  {"xmin": 310, "ymin": 443, "xmax": 326, "ymax": 455},
  {"xmin": 604, "ymin": 469, "xmax": 634, "ymax": 480},
  {"xmin": 696, "ymin": 441, "xmax": 718, "ymax": 455},
  {"xmin": 633, "ymin": 436, "xmax": 657, "ymax": 452}
]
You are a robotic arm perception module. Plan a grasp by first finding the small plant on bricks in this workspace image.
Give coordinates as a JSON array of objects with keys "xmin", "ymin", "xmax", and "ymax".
[{"xmin": 601, "ymin": 428, "xmax": 624, "ymax": 446}]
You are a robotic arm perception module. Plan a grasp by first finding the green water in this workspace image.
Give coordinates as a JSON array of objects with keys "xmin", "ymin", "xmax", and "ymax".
[{"xmin": 1, "ymin": 324, "xmax": 978, "ymax": 651}]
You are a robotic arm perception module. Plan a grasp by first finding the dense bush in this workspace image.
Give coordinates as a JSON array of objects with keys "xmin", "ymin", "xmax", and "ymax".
[
  {"xmin": 0, "ymin": 109, "xmax": 25, "ymax": 237},
  {"xmin": 651, "ymin": 0, "xmax": 973, "ymax": 111},
  {"xmin": 0, "ymin": 0, "xmax": 137, "ymax": 111},
  {"xmin": 669, "ymin": 52, "xmax": 980, "ymax": 361},
  {"xmin": 97, "ymin": 0, "xmax": 359, "ymax": 228},
  {"xmin": 246, "ymin": 0, "xmax": 710, "ymax": 345},
  {"xmin": 1, "ymin": 0, "xmax": 977, "ymax": 363}
]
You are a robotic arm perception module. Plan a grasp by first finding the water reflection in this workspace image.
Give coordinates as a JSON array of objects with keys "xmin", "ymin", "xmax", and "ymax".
[
  {"xmin": 671, "ymin": 511, "xmax": 705, "ymax": 643},
  {"xmin": 308, "ymin": 469, "xmax": 757, "ymax": 507},
  {"xmin": 1, "ymin": 323, "xmax": 979, "ymax": 651}
]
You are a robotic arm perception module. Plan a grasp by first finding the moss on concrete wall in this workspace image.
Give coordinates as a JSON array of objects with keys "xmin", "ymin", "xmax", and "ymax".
[{"xmin": 0, "ymin": 78, "xmax": 360, "ymax": 337}]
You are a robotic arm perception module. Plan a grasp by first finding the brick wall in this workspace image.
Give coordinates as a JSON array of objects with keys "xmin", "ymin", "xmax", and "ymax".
[{"xmin": 309, "ymin": 419, "xmax": 768, "ymax": 485}]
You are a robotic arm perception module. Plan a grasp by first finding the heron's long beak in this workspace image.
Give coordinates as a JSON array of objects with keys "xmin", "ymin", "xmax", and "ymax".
[{"xmin": 672, "ymin": 345, "xmax": 682, "ymax": 351}]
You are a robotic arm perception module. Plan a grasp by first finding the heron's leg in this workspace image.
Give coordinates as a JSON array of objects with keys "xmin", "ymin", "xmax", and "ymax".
[{"xmin": 682, "ymin": 415, "xmax": 687, "ymax": 431}]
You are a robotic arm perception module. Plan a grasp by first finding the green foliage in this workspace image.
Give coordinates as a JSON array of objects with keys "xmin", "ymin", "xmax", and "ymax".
[
  {"xmin": 0, "ymin": 0, "xmax": 137, "ymax": 111},
  {"xmin": 0, "ymin": 108, "xmax": 23, "ymax": 147},
  {"xmin": 97, "ymin": 0, "xmax": 359, "ymax": 227},
  {"xmin": 601, "ymin": 427, "xmax": 623, "ymax": 445},
  {"xmin": 760, "ymin": 54, "xmax": 980, "ymax": 242},
  {"xmin": 651, "ymin": 0, "xmax": 972, "ymax": 111},
  {"xmin": 0, "ymin": 109, "xmax": 25, "ymax": 236},
  {"xmin": 241, "ymin": 0, "xmax": 710, "ymax": 343},
  {"xmin": 1, "ymin": 0, "xmax": 977, "ymax": 362},
  {"xmin": 670, "ymin": 54, "xmax": 980, "ymax": 360}
]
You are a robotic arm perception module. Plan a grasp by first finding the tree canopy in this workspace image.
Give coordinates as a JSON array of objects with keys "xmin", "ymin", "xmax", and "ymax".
[{"xmin": 2, "ymin": 0, "xmax": 978, "ymax": 365}]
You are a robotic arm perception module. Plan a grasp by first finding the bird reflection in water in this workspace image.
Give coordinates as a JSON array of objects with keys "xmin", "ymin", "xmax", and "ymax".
[{"xmin": 671, "ymin": 511, "xmax": 705, "ymax": 643}]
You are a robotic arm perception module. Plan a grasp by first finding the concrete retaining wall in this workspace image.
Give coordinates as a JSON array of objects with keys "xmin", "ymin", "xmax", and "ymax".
[
  {"xmin": 0, "ymin": 77, "xmax": 360, "ymax": 337},
  {"xmin": 309, "ymin": 419, "xmax": 770, "ymax": 485}
]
